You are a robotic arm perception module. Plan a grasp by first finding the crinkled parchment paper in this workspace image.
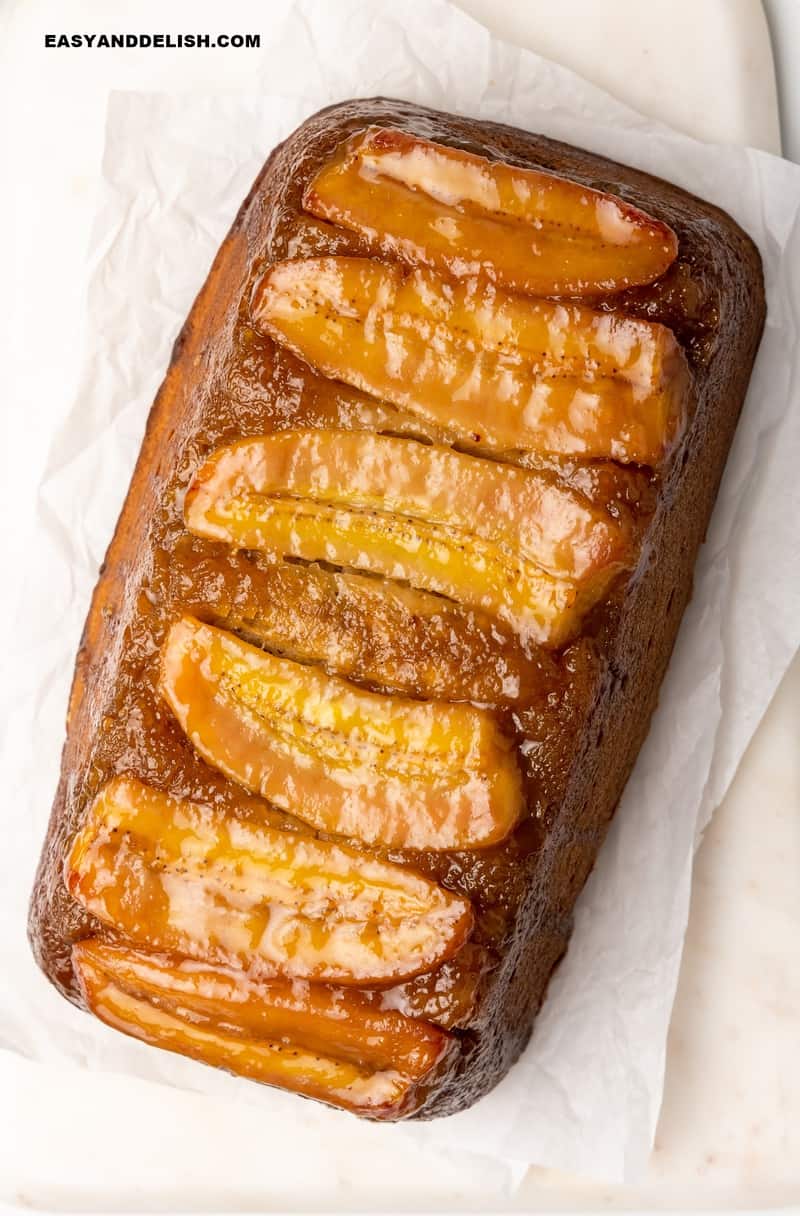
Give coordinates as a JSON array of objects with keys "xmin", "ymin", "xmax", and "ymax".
[{"xmin": 3, "ymin": 0, "xmax": 799, "ymax": 1183}]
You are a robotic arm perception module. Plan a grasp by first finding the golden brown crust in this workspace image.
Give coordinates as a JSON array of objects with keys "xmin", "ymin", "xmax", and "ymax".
[{"xmin": 28, "ymin": 98, "xmax": 765, "ymax": 1118}]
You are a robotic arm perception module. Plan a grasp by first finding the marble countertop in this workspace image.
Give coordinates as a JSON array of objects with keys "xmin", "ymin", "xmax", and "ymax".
[{"xmin": 765, "ymin": 0, "xmax": 800, "ymax": 160}]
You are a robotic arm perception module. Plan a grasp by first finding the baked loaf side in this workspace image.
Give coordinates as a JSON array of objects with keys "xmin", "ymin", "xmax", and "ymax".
[{"xmin": 29, "ymin": 99, "xmax": 765, "ymax": 1119}]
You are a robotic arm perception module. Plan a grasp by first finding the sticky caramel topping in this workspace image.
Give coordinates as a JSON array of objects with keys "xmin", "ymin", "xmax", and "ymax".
[
  {"xmin": 75, "ymin": 940, "xmax": 451, "ymax": 1072},
  {"xmin": 187, "ymin": 551, "xmax": 557, "ymax": 707},
  {"xmin": 67, "ymin": 777, "xmax": 474, "ymax": 984},
  {"xmin": 76, "ymin": 953, "xmax": 413, "ymax": 1115},
  {"xmin": 159, "ymin": 616, "xmax": 523, "ymax": 851},
  {"xmin": 304, "ymin": 127, "xmax": 678, "ymax": 297},
  {"xmin": 56, "ymin": 114, "xmax": 704, "ymax": 1103},
  {"xmin": 73, "ymin": 940, "xmax": 451, "ymax": 1114},
  {"xmin": 184, "ymin": 429, "xmax": 635, "ymax": 645},
  {"xmin": 253, "ymin": 256, "xmax": 688, "ymax": 464}
]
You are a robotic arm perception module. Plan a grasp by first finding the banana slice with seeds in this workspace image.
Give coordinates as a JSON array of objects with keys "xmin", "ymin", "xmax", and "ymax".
[
  {"xmin": 303, "ymin": 127, "xmax": 678, "ymax": 298},
  {"xmin": 160, "ymin": 617, "xmax": 523, "ymax": 851},
  {"xmin": 73, "ymin": 940, "xmax": 451, "ymax": 1115},
  {"xmin": 181, "ymin": 553, "xmax": 556, "ymax": 708},
  {"xmin": 66, "ymin": 777, "xmax": 474, "ymax": 984},
  {"xmin": 184, "ymin": 430, "xmax": 634, "ymax": 646},
  {"xmin": 253, "ymin": 256, "xmax": 688, "ymax": 466}
]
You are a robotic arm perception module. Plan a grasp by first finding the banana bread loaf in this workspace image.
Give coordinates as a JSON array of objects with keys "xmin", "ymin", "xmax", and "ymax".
[{"xmin": 29, "ymin": 98, "xmax": 765, "ymax": 1119}]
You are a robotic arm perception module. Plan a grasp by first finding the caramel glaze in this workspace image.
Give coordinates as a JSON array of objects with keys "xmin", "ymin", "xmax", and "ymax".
[{"xmin": 30, "ymin": 100, "xmax": 762, "ymax": 1121}]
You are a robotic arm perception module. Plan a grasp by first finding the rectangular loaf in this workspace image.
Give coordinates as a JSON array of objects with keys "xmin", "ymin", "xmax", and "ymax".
[{"xmin": 29, "ymin": 98, "xmax": 765, "ymax": 1118}]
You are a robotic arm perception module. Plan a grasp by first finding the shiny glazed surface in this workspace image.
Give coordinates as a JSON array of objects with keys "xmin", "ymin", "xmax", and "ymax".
[
  {"xmin": 253, "ymin": 256, "xmax": 689, "ymax": 464},
  {"xmin": 67, "ymin": 778, "xmax": 474, "ymax": 984},
  {"xmin": 159, "ymin": 616, "xmax": 524, "ymax": 851},
  {"xmin": 304, "ymin": 127, "xmax": 678, "ymax": 296},
  {"xmin": 30, "ymin": 98, "xmax": 760, "ymax": 1121},
  {"xmin": 73, "ymin": 940, "xmax": 451, "ymax": 1076},
  {"xmin": 184, "ymin": 429, "xmax": 636, "ymax": 645},
  {"xmin": 74, "ymin": 940, "xmax": 444, "ymax": 1115}
]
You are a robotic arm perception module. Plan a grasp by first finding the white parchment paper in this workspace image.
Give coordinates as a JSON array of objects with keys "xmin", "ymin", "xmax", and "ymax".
[{"xmin": 3, "ymin": 0, "xmax": 799, "ymax": 1184}]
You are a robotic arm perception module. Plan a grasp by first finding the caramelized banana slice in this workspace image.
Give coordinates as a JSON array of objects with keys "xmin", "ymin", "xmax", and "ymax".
[
  {"xmin": 160, "ymin": 617, "xmax": 523, "ymax": 851},
  {"xmin": 66, "ymin": 777, "xmax": 473, "ymax": 984},
  {"xmin": 192, "ymin": 555, "xmax": 555, "ymax": 708},
  {"xmin": 73, "ymin": 944, "xmax": 417, "ymax": 1116},
  {"xmin": 73, "ymin": 941, "xmax": 451, "ymax": 1101},
  {"xmin": 303, "ymin": 127, "xmax": 678, "ymax": 297},
  {"xmin": 184, "ymin": 431, "xmax": 634, "ymax": 645},
  {"xmin": 253, "ymin": 257, "xmax": 688, "ymax": 465}
]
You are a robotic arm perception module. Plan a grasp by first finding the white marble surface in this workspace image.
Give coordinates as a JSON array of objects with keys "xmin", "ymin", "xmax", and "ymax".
[
  {"xmin": 1, "ymin": 0, "xmax": 798, "ymax": 1209},
  {"xmin": 455, "ymin": 0, "xmax": 781, "ymax": 154},
  {"xmin": 765, "ymin": 0, "xmax": 800, "ymax": 160}
]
